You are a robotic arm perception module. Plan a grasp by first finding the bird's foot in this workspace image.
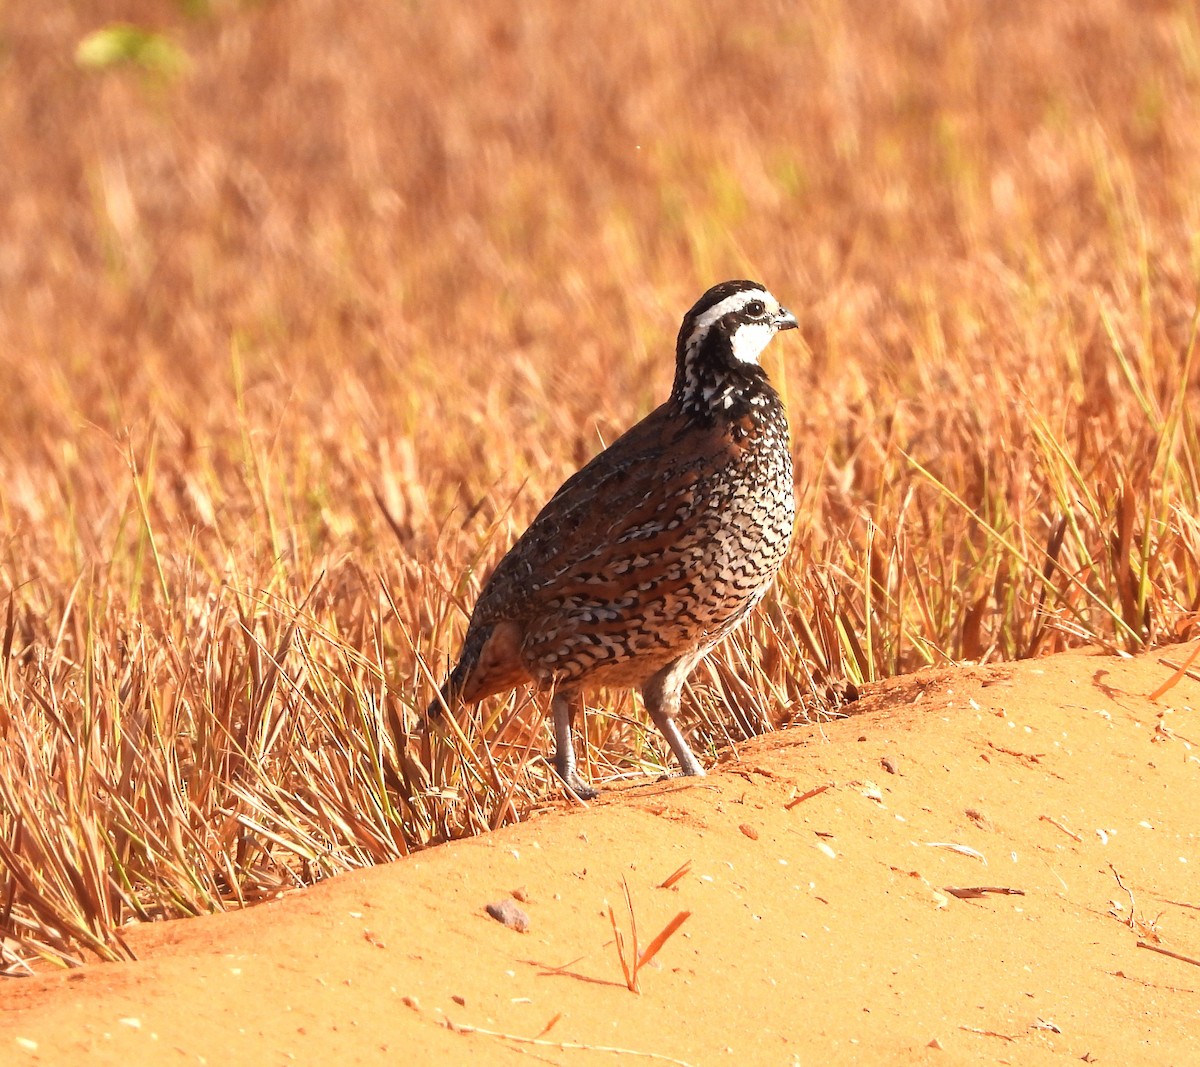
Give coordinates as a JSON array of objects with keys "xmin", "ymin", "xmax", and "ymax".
[
  {"xmin": 825, "ymin": 677, "xmax": 860, "ymax": 706},
  {"xmin": 559, "ymin": 771, "xmax": 599, "ymax": 801}
]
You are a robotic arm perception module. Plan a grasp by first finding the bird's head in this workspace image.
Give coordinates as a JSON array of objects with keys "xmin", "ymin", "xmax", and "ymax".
[{"xmin": 673, "ymin": 280, "xmax": 797, "ymax": 416}]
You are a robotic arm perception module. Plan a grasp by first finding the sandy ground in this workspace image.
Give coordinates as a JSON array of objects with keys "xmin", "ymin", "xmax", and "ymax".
[{"xmin": 1, "ymin": 645, "xmax": 1198, "ymax": 1066}]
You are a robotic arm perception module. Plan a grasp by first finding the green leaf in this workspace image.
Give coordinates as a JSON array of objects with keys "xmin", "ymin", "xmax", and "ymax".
[{"xmin": 75, "ymin": 24, "xmax": 189, "ymax": 78}]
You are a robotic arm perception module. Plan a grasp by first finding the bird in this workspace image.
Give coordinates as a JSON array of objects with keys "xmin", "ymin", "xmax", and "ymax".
[{"xmin": 427, "ymin": 279, "xmax": 799, "ymax": 799}]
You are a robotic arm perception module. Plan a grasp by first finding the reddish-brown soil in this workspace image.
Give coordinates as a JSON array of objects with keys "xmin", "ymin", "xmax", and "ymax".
[{"xmin": 2, "ymin": 645, "xmax": 1198, "ymax": 1066}]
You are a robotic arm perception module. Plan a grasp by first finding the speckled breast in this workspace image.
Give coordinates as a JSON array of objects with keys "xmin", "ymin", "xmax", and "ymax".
[{"xmin": 525, "ymin": 401, "xmax": 796, "ymax": 689}]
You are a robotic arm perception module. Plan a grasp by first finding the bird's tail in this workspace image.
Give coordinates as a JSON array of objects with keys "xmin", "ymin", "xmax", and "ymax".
[
  {"xmin": 424, "ymin": 685, "xmax": 450, "ymax": 720},
  {"xmin": 425, "ymin": 668, "xmax": 462, "ymax": 720},
  {"xmin": 425, "ymin": 627, "xmax": 486, "ymax": 720}
]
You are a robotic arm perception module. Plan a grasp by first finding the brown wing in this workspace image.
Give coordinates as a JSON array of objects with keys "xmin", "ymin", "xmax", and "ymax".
[
  {"xmin": 444, "ymin": 399, "xmax": 793, "ymax": 703},
  {"xmin": 469, "ymin": 403, "xmax": 730, "ymax": 629}
]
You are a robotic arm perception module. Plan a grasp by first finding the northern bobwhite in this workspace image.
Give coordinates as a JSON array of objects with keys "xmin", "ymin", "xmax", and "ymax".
[{"xmin": 428, "ymin": 279, "xmax": 798, "ymax": 798}]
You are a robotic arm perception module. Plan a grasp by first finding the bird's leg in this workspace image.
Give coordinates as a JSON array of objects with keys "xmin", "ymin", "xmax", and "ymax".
[
  {"xmin": 551, "ymin": 691, "xmax": 598, "ymax": 800},
  {"xmin": 642, "ymin": 660, "xmax": 706, "ymax": 778}
]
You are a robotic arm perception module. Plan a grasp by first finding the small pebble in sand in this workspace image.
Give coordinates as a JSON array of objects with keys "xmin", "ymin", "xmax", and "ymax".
[{"xmin": 486, "ymin": 900, "xmax": 531, "ymax": 932}]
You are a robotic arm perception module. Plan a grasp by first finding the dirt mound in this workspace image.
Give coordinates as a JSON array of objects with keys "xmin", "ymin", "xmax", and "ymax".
[{"xmin": 2, "ymin": 646, "xmax": 1197, "ymax": 1066}]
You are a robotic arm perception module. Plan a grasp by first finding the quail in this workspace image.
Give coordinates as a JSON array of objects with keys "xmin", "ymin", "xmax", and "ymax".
[{"xmin": 428, "ymin": 280, "xmax": 798, "ymax": 799}]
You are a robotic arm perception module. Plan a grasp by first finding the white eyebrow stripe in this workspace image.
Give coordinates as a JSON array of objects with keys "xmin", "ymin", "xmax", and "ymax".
[{"xmin": 688, "ymin": 289, "xmax": 770, "ymax": 337}]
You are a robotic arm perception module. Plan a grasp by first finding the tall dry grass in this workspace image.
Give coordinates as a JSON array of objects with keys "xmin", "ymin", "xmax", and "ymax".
[{"xmin": 1, "ymin": 0, "xmax": 1199, "ymax": 969}]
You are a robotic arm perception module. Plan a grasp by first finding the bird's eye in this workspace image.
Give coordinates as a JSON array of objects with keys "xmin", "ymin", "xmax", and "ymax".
[{"xmin": 745, "ymin": 300, "xmax": 766, "ymax": 317}]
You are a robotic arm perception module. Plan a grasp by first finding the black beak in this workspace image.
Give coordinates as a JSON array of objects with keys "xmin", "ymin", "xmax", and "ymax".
[{"xmin": 775, "ymin": 307, "xmax": 798, "ymax": 331}]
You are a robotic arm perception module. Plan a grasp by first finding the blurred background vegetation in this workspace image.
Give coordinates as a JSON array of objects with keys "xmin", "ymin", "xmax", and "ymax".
[{"xmin": 1, "ymin": 0, "xmax": 1198, "ymax": 968}]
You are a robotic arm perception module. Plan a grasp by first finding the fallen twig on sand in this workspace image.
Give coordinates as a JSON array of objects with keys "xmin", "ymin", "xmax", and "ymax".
[
  {"xmin": 1039, "ymin": 815, "xmax": 1083, "ymax": 842},
  {"xmin": 944, "ymin": 886, "xmax": 1026, "ymax": 899},
  {"xmin": 1149, "ymin": 640, "xmax": 1200, "ymax": 699},
  {"xmin": 924, "ymin": 842, "xmax": 987, "ymax": 863},
  {"xmin": 785, "ymin": 782, "xmax": 833, "ymax": 809},
  {"xmin": 446, "ymin": 1018, "xmax": 698, "ymax": 1065},
  {"xmin": 1110, "ymin": 864, "xmax": 1137, "ymax": 930},
  {"xmin": 1136, "ymin": 941, "xmax": 1200, "ymax": 969},
  {"xmin": 958, "ymin": 1025, "xmax": 1016, "ymax": 1041},
  {"xmin": 1157, "ymin": 897, "xmax": 1200, "ymax": 912},
  {"xmin": 657, "ymin": 860, "xmax": 693, "ymax": 890},
  {"xmin": 988, "ymin": 741, "xmax": 1046, "ymax": 763}
]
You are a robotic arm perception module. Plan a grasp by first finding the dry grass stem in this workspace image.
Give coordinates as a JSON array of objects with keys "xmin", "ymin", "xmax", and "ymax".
[
  {"xmin": 958, "ymin": 1026, "xmax": 1017, "ymax": 1043},
  {"xmin": 3, "ymin": 0, "xmax": 1200, "ymax": 967},
  {"xmin": 445, "ymin": 1019, "xmax": 699, "ymax": 1067},
  {"xmin": 785, "ymin": 783, "xmax": 834, "ymax": 809},
  {"xmin": 1148, "ymin": 641, "xmax": 1200, "ymax": 700},
  {"xmin": 1110, "ymin": 864, "xmax": 1139, "ymax": 930},
  {"xmin": 1040, "ymin": 816, "xmax": 1085, "ymax": 843},
  {"xmin": 607, "ymin": 878, "xmax": 691, "ymax": 993},
  {"xmin": 657, "ymin": 860, "xmax": 694, "ymax": 890},
  {"xmin": 1136, "ymin": 941, "xmax": 1200, "ymax": 970}
]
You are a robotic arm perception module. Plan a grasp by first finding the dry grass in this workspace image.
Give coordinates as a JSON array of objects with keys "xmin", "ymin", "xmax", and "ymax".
[
  {"xmin": 607, "ymin": 877, "xmax": 691, "ymax": 993},
  {"xmin": 1, "ymin": 0, "xmax": 1199, "ymax": 969}
]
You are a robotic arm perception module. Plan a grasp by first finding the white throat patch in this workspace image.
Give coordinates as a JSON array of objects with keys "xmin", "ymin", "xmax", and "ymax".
[{"xmin": 728, "ymin": 320, "xmax": 776, "ymax": 365}]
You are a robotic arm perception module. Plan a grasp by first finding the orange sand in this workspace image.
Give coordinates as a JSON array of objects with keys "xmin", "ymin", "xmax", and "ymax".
[{"xmin": 2, "ymin": 645, "xmax": 1198, "ymax": 1066}]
